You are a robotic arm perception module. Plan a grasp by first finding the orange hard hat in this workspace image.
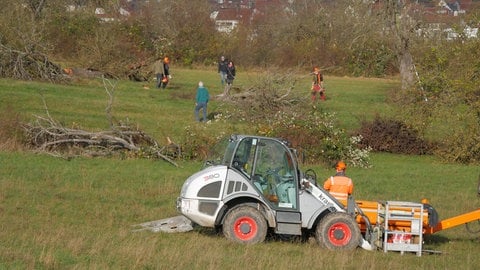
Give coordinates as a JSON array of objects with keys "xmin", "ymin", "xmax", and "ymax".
[
  {"xmin": 313, "ymin": 66, "xmax": 320, "ymax": 72},
  {"xmin": 335, "ymin": 161, "xmax": 346, "ymax": 170},
  {"xmin": 161, "ymin": 77, "xmax": 168, "ymax": 83},
  {"xmin": 163, "ymin": 57, "xmax": 170, "ymax": 64}
]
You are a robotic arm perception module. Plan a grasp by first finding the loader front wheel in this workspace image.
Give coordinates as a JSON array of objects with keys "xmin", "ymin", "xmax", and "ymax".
[
  {"xmin": 223, "ymin": 206, "xmax": 267, "ymax": 244},
  {"xmin": 315, "ymin": 212, "xmax": 361, "ymax": 250}
]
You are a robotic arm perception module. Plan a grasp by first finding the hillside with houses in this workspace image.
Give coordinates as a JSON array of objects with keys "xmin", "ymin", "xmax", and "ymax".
[
  {"xmin": 207, "ymin": 0, "xmax": 479, "ymax": 38},
  {"xmin": 82, "ymin": 0, "xmax": 480, "ymax": 39}
]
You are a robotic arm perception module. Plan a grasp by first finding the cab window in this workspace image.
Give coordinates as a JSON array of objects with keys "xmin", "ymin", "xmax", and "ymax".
[
  {"xmin": 232, "ymin": 138, "xmax": 257, "ymax": 178},
  {"xmin": 252, "ymin": 139, "xmax": 297, "ymax": 209}
]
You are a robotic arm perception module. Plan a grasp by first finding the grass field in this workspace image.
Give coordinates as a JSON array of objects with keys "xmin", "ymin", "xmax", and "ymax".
[{"xmin": 1, "ymin": 69, "xmax": 479, "ymax": 269}]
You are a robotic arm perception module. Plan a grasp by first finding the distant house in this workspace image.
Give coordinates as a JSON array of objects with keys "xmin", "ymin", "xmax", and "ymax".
[
  {"xmin": 420, "ymin": 0, "xmax": 479, "ymax": 40},
  {"xmin": 211, "ymin": 8, "xmax": 254, "ymax": 33},
  {"xmin": 437, "ymin": 0, "xmax": 466, "ymax": 15},
  {"xmin": 210, "ymin": 0, "xmax": 283, "ymax": 33},
  {"xmin": 66, "ymin": 0, "xmax": 144, "ymax": 22}
]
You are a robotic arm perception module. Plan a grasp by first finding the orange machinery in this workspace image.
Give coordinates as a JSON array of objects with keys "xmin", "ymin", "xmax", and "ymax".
[{"xmin": 354, "ymin": 199, "xmax": 480, "ymax": 235}]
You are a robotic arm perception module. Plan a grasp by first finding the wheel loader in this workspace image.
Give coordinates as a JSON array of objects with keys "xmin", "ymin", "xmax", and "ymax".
[{"xmin": 140, "ymin": 134, "xmax": 480, "ymax": 254}]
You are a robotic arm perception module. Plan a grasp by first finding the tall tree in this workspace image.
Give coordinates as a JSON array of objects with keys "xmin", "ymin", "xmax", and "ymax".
[{"xmin": 383, "ymin": 0, "xmax": 417, "ymax": 89}]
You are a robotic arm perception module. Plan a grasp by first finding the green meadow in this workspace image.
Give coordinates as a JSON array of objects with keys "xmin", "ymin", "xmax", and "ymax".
[{"xmin": 0, "ymin": 68, "xmax": 479, "ymax": 269}]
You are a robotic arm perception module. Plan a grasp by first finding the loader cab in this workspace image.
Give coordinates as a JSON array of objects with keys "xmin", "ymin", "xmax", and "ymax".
[{"xmin": 216, "ymin": 135, "xmax": 299, "ymax": 210}]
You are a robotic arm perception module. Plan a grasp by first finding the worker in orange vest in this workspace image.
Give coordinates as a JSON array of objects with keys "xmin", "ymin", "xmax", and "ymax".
[{"xmin": 323, "ymin": 161, "xmax": 353, "ymax": 205}]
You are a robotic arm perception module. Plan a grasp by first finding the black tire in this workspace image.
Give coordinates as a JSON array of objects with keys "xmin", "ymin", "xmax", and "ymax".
[
  {"xmin": 315, "ymin": 212, "xmax": 361, "ymax": 250},
  {"xmin": 223, "ymin": 206, "xmax": 267, "ymax": 244}
]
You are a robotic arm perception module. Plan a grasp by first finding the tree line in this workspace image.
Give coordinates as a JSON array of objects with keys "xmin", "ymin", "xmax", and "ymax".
[
  {"xmin": 0, "ymin": 1, "xmax": 476, "ymax": 77},
  {"xmin": 0, "ymin": 0, "xmax": 421, "ymax": 77}
]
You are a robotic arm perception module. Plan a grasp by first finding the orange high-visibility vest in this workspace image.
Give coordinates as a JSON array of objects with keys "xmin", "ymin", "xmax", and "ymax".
[{"xmin": 323, "ymin": 175, "xmax": 353, "ymax": 201}]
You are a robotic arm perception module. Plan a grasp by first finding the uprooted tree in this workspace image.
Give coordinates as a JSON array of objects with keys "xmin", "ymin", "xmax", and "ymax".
[{"xmin": 23, "ymin": 77, "xmax": 180, "ymax": 166}]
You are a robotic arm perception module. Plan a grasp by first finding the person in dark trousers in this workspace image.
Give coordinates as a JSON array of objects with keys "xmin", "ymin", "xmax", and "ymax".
[
  {"xmin": 218, "ymin": 56, "xmax": 228, "ymax": 87},
  {"xmin": 153, "ymin": 56, "xmax": 170, "ymax": 89},
  {"xmin": 223, "ymin": 61, "xmax": 236, "ymax": 96},
  {"xmin": 161, "ymin": 57, "xmax": 170, "ymax": 89},
  {"xmin": 194, "ymin": 81, "xmax": 210, "ymax": 122}
]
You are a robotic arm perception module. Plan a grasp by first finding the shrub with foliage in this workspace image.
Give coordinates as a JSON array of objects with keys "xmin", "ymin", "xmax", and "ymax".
[
  {"xmin": 180, "ymin": 114, "xmax": 242, "ymax": 161},
  {"xmin": 180, "ymin": 108, "xmax": 372, "ymax": 168},
  {"xmin": 434, "ymin": 127, "xmax": 480, "ymax": 164},
  {"xmin": 262, "ymin": 110, "xmax": 372, "ymax": 168},
  {"xmin": 181, "ymin": 124, "xmax": 226, "ymax": 160},
  {"xmin": 348, "ymin": 40, "xmax": 397, "ymax": 77}
]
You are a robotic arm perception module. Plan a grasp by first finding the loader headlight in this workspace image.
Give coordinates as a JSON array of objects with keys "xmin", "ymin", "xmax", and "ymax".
[
  {"xmin": 176, "ymin": 197, "xmax": 190, "ymax": 212},
  {"xmin": 176, "ymin": 197, "xmax": 183, "ymax": 211},
  {"xmin": 179, "ymin": 198, "xmax": 194, "ymax": 213}
]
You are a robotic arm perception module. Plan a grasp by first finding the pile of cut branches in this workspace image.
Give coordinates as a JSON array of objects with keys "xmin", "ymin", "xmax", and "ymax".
[
  {"xmin": 0, "ymin": 44, "xmax": 67, "ymax": 82},
  {"xmin": 220, "ymin": 70, "xmax": 305, "ymax": 122},
  {"xmin": 23, "ymin": 113, "xmax": 179, "ymax": 166},
  {"xmin": 23, "ymin": 77, "xmax": 180, "ymax": 166}
]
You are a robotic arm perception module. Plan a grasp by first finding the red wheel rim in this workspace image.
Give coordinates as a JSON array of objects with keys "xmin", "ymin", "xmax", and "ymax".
[
  {"xmin": 327, "ymin": 222, "xmax": 352, "ymax": 246},
  {"xmin": 233, "ymin": 216, "xmax": 258, "ymax": 240}
]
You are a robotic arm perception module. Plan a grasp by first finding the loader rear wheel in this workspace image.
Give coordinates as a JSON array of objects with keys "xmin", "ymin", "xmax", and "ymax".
[
  {"xmin": 315, "ymin": 212, "xmax": 361, "ymax": 250},
  {"xmin": 223, "ymin": 206, "xmax": 267, "ymax": 244}
]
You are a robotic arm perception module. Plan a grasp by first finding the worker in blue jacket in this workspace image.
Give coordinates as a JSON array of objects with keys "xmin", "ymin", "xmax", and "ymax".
[{"xmin": 194, "ymin": 81, "xmax": 210, "ymax": 122}]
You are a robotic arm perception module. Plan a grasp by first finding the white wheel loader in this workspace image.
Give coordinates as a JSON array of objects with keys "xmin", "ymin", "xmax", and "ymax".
[{"xmin": 176, "ymin": 134, "xmax": 371, "ymax": 250}]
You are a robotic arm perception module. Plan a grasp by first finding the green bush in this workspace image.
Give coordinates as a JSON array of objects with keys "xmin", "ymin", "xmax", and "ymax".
[
  {"xmin": 181, "ymin": 124, "xmax": 223, "ymax": 160},
  {"xmin": 348, "ymin": 41, "xmax": 397, "ymax": 77},
  {"xmin": 435, "ymin": 127, "xmax": 480, "ymax": 164},
  {"xmin": 265, "ymin": 109, "xmax": 372, "ymax": 168},
  {"xmin": 180, "ymin": 116, "xmax": 248, "ymax": 161},
  {"xmin": 178, "ymin": 108, "xmax": 372, "ymax": 168}
]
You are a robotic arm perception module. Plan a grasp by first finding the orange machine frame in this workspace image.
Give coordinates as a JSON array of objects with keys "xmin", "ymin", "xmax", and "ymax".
[{"xmin": 354, "ymin": 199, "xmax": 480, "ymax": 235}]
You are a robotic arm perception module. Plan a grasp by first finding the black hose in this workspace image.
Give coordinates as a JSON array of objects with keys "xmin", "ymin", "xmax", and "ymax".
[
  {"xmin": 465, "ymin": 220, "xmax": 480, "ymax": 234},
  {"xmin": 304, "ymin": 169, "xmax": 317, "ymax": 187},
  {"xmin": 477, "ymin": 173, "xmax": 480, "ymax": 197}
]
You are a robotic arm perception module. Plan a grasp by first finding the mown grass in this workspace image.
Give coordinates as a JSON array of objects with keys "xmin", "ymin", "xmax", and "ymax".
[
  {"xmin": 0, "ymin": 68, "xmax": 398, "ymax": 138},
  {"xmin": 1, "ymin": 70, "xmax": 479, "ymax": 269}
]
